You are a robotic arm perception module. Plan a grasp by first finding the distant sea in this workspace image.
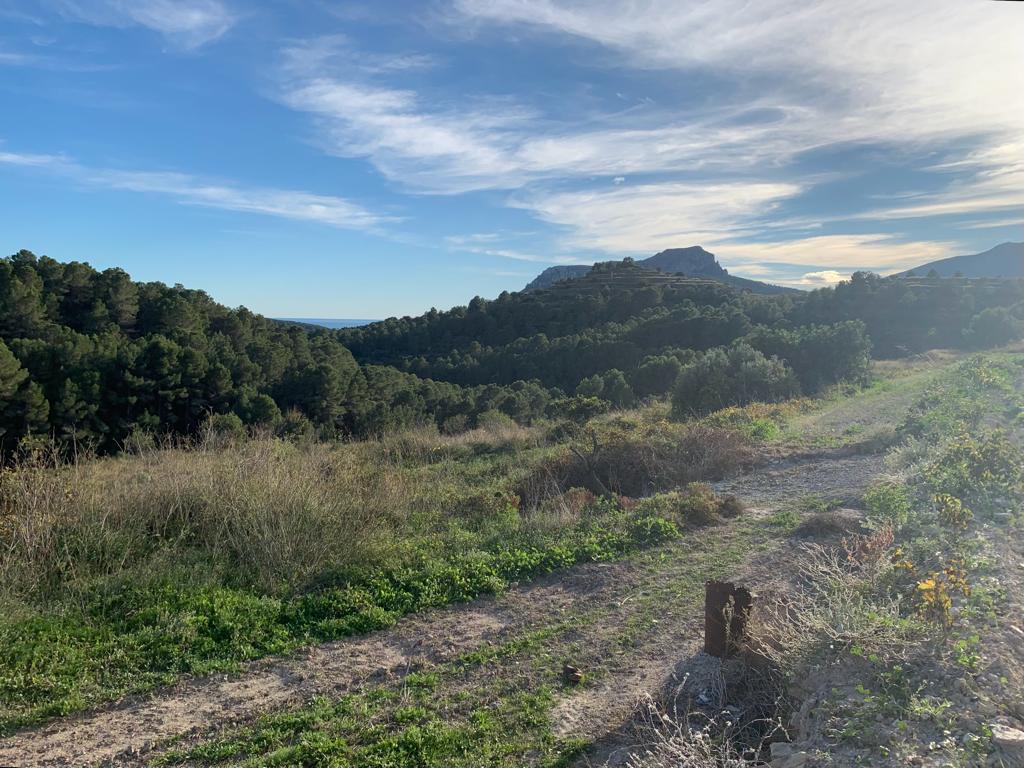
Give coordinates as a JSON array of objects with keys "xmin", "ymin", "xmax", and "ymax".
[{"xmin": 275, "ymin": 318, "xmax": 378, "ymax": 329}]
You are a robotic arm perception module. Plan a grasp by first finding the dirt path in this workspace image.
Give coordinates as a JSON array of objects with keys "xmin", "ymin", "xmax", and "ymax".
[
  {"xmin": 713, "ymin": 450, "xmax": 887, "ymax": 504},
  {"xmin": 0, "ymin": 452, "xmax": 888, "ymax": 768}
]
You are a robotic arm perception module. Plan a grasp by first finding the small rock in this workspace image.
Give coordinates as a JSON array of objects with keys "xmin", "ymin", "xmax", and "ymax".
[{"xmin": 992, "ymin": 723, "xmax": 1024, "ymax": 749}]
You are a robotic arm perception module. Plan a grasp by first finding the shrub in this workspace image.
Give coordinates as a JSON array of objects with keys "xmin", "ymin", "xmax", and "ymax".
[
  {"xmin": 671, "ymin": 343, "xmax": 800, "ymax": 418},
  {"xmin": 746, "ymin": 320, "xmax": 872, "ymax": 393},
  {"xmin": 963, "ymin": 307, "xmax": 1023, "ymax": 349},
  {"xmin": 576, "ymin": 423, "xmax": 753, "ymax": 497},
  {"xmin": 475, "ymin": 409, "xmax": 516, "ymax": 432},
  {"xmin": 630, "ymin": 355, "xmax": 684, "ymax": 398},
  {"xmin": 455, "ymin": 489, "xmax": 521, "ymax": 531},
  {"xmin": 923, "ymin": 430, "xmax": 1024, "ymax": 514},
  {"xmin": 575, "ymin": 374, "xmax": 605, "ymax": 399},
  {"xmin": 204, "ymin": 412, "xmax": 247, "ymax": 444},
  {"xmin": 601, "ymin": 369, "xmax": 635, "ymax": 408},
  {"xmin": 440, "ymin": 414, "xmax": 469, "ymax": 435},
  {"xmin": 630, "ymin": 516, "xmax": 681, "ymax": 545},
  {"xmin": 934, "ymin": 494, "xmax": 973, "ymax": 530},
  {"xmin": 631, "ymin": 484, "xmax": 741, "ymax": 527},
  {"xmin": 546, "ymin": 396, "xmax": 609, "ymax": 424},
  {"xmin": 863, "ymin": 481, "xmax": 912, "ymax": 531}
]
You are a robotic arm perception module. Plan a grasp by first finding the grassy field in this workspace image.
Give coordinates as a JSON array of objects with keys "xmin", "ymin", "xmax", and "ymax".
[
  {"xmin": 3, "ymin": 349, "xmax": 1023, "ymax": 768},
  {"xmin": 0, "ymin": 399, "xmax": 751, "ymax": 732}
]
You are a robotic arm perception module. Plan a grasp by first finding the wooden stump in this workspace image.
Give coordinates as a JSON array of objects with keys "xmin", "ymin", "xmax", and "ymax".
[{"xmin": 704, "ymin": 580, "xmax": 753, "ymax": 658}]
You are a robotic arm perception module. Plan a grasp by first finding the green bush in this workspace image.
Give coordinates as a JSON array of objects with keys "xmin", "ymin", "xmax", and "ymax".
[
  {"xmin": 963, "ymin": 307, "xmax": 1023, "ymax": 350},
  {"xmin": 863, "ymin": 481, "xmax": 912, "ymax": 531},
  {"xmin": 631, "ymin": 483, "xmax": 741, "ymax": 527},
  {"xmin": 671, "ymin": 343, "xmax": 800, "ymax": 418},
  {"xmin": 475, "ymin": 410, "xmax": 516, "ymax": 431},
  {"xmin": 746, "ymin": 320, "xmax": 872, "ymax": 393},
  {"xmin": 924, "ymin": 430, "xmax": 1024, "ymax": 514}
]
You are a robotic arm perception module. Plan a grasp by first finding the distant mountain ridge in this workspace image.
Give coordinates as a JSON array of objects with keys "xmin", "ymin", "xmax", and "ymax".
[
  {"xmin": 524, "ymin": 246, "xmax": 796, "ymax": 294},
  {"xmin": 896, "ymin": 242, "xmax": 1024, "ymax": 279}
]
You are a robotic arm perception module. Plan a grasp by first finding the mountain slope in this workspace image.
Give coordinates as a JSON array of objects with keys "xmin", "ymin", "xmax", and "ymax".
[
  {"xmin": 524, "ymin": 246, "xmax": 796, "ymax": 294},
  {"xmin": 896, "ymin": 242, "xmax": 1024, "ymax": 278}
]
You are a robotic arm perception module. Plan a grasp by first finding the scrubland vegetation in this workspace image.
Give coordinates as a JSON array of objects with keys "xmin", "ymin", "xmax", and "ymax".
[
  {"xmin": 0, "ymin": 406, "xmax": 756, "ymax": 733},
  {"xmin": 4, "ymin": 251, "xmax": 1024, "ymax": 460},
  {"xmin": 629, "ymin": 354, "xmax": 1024, "ymax": 767},
  {"xmin": 3, "ymin": 249, "xmax": 1024, "ymax": 766}
]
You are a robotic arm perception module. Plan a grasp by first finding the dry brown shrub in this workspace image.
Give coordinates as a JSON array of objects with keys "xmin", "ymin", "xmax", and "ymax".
[
  {"xmin": 791, "ymin": 509, "xmax": 861, "ymax": 540},
  {"xmin": 750, "ymin": 543, "xmax": 923, "ymax": 676},
  {"xmin": 518, "ymin": 423, "xmax": 755, "ymax": 501},
  {"xmin": 0, "ymin": 435, "xmax": 417, "ymax": 599}
]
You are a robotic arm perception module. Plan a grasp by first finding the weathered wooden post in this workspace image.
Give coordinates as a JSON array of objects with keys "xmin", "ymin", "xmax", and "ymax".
[{"xmin": 704, "ymin": 580, "xmax": 753, "ymax": 658}]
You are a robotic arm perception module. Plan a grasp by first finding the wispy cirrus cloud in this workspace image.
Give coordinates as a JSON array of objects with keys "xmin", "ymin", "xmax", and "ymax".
[
  {"xmin": 448, "ymin": 0, "xmax": 1024, "ymax": 235},
  {"xmin": 51, "ymin": 0, "xmax": 236, "ymax": 49},
  {"xmin": 444, "ymin": 233, "xmax": 578, "ymax": 264},
  {"xmin": 273, "ymin": 2, "xmax": 1022, "ymax": 279},
  {"xmin": 714, "ymin": 234, "xmax": 955, "ymax": 273},
  {"xmin": 452, "ymin": 0, "xmax": 1024, "ymax": 148},
  {"xmin": 856, "ymin": 142, "xmax": 1024, "ymax": 223},
  {"xmin": 0, "ymin": 145, "xmax": 389, "ymax": 231},
  {"xmin": 278, "ymin": 39, "xmax": 821, "ymax": 194},
  {"xmin": 513, "ymin": 181, "xmax": 804, "ymax": 254}
]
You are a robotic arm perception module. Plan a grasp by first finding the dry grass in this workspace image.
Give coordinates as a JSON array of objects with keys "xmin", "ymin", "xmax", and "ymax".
[
  {"xmin": 0, "ymin": 436, "xmax": 421, "ymax": 599},
  {"xmin": 517, "ymin": 421, "xmax": 755, "ymax": 501},
  {"xmin": 751, "ymin": 542, "xmax": 924, "ymax": 675},
  {"xmin": 373, "ymin": 420, "xmax": 541, "ymax": 465},
  {"xmin": 622, "ymin": 699, "xmax": 762, "ymax": 768}
]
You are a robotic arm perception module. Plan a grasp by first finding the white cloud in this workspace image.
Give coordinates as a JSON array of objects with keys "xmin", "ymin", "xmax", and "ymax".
[
  {"xmin": 962, "ymin": 218, "xmax": 1024, "ymax": 231},
  {"xmin": 0, "ymin": 50, "xmax": 33, "ymax": 65},
  {"xmin": 795, "ymin": 270, "xmax": 849, "ymax": 287},
  {"xmin": 515, "ymin": 180, "xmax": 803, "ymax": 254},
  {"xmin": 856, "ymin": 142, "xmax": 1024, "ymax": 223},
  {"xmin": 277, "ymin": 37, "xmax": 837, "ymax": 194},
  {"xmin": 444, "ymin": 234, "xmax": 578, "ymax": 264},
  {"xmin": 713, "ymin": 234, "xmax": 955, "ymax": 273},
  {"xmin": 0, "ymin": 148, "xmax": 66, "ymax": 168},
  {"xmin": 0, "ymin": 145, "xmax": 388, "ymax": 231},
  {"xmin": 53, "ymin": 0, "xmax": 235, "ymax": 49},
  {"xmin": 446, "ymin": 0, "xmax": 1024, "ymax": 231},
  {"xmin": 271, "ymin": 4, "xmax": 1024, "ymax": 278},
  {"xmin": 281, "ymin": 80, "xmax": 532, "ymax": 194},
  {"xmin": 453, "ymin": 0, "xmax": 1024, "ymax": 149}
]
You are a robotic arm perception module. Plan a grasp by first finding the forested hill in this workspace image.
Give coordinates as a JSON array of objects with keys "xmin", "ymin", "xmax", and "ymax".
[
  {"xmin": 523, "ymin": 247, "xmax": 796, "ymax": 294},
  {"xmin": 4, "ymin": 250, "xmax": 1024, "ymax": 457},
  {"xmin": 342, "ymin": 261, "xmax": 1024, "ymax": 402},
  {"xmin": 0, "ymin": 250, "xmax": 552, "ymax": 455}
]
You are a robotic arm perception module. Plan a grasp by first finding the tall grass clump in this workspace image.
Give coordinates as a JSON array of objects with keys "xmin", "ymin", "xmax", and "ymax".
[{"xmin": 0, "ymin": 436, "xmax": 413, "ymax": 603}]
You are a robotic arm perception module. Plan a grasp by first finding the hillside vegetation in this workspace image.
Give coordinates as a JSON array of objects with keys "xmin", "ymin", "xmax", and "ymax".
[
  {"xmin": 523, "ymin": 246, "xmax": 796, "ymax": 294},
  {"xmin": 0, "ymin": 398, "xmax": 755, "ymax": 732},
  {"xmin": 4, "ymin": 250, "xmax": 1024, "ymax": 459},
  {"xmin": 0, "ymin": 250, "xmax": 551, "ymax": 455},
  {"xmin": 4, "ymin": 350, "xmax": 1022, "ymax": 767},
  {"xmin": 343, "ymin": 260, "xmax": 1024, "ymax": 393},
  {"xmin": 2, "ymin": 247, "xmax": 1024, "ymax": 764}
]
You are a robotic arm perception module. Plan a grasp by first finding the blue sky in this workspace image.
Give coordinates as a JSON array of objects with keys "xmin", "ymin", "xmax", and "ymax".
[{"xmin": 1, "ymin": 0, "xmax": 1022, "ymax": 318}]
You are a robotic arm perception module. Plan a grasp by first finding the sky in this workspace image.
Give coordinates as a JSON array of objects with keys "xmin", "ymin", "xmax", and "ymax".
[{"xmin": 1, "ymin": 1, "xmax": 1023, "ymax": 318}]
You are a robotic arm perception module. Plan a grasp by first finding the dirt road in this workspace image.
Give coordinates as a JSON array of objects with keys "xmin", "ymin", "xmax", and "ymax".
[{"xmin": 0, "ymin": 447, "xmax": 888, "ymax": 768}]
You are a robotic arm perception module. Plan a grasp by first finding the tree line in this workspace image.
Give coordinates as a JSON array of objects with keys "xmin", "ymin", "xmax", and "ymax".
[
  {"xmin": 0, "ymin": 251, "xmax": 551, "ymax": 455},
  {"xmin": 3, "ymin": 252, "xmax": 1022, "ymax": 455}
]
